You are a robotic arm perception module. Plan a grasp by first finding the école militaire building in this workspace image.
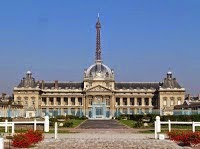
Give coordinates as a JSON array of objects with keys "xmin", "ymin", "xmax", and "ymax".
[{"xmin": 13, "ymin": 17, "xmax": 185, "ymax": 119}]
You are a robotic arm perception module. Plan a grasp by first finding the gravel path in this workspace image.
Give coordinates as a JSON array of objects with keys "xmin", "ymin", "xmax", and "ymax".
[{"xmin": 33, "ymin": 130, "xmax": 188, "ymax": 149}]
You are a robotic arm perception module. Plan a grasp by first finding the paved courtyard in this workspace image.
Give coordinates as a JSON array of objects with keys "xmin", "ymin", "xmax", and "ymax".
[{"xmin": 34, "ymin": 120, "xmax": 190, "ymax": 149}]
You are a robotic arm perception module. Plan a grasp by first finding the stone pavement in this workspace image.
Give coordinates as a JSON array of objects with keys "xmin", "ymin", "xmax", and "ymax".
[
  {"xmin": 33, "ymin": 120, "xmax": 190, "ymax": 149},
  {"xmin": 34, "ymin": 131, "xmax": 188, "ymax": 149}
]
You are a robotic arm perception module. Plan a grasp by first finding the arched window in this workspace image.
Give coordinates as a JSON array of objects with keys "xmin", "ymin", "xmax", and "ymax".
[
  {"xmin": 163, "ymin": 97, "xmax": 167, "ymax": 106},
  {"xmin": 178, "ymin": 97, "xmax": 182, "ymax": 105}
]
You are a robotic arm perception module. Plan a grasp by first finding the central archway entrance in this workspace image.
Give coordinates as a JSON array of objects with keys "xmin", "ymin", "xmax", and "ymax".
[{"xmin": 90, "ymin": 102, "xmax": 110, "ymax": 119}]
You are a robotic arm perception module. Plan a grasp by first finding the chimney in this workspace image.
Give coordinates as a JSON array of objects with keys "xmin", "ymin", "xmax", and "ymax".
[
  {"xmin": 55, "ymin": 80, "xmax": 58, "ymax": 89},
  {"xmin": 42, "ymin": 80, "xmax": 45, "ymax": 89},
  {"xmin": 188, "ymin": 94, "xmax": 191, "ymax": 101},
  {"xmin": 2, "ymin": 93, "xmax": 6, "ymax": 100}
]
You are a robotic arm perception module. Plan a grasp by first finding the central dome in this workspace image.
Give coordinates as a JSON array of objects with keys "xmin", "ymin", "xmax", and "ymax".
[{"xmin": 84, "ymin": 61, "xmax": 114, "ymax": 80}]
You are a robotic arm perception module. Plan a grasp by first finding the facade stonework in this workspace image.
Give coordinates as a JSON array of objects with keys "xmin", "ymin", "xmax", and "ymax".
[{"xmin": 13, "ymin": 17, "xmax": 185, "ymax": 119}]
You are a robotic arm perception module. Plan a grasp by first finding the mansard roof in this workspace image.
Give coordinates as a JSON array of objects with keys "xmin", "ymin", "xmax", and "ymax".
[
  {"xmin": 18, "ymin": 71, "xmax": 37, "ymax": 88},
  {"xmin": 160, "ymin": 71, "xmax": 183, "ymax": 89},
  {"xmin": 115, "ymin": 82, "xmax": 160, "ymax": 90},
  {"xmin": 41, "ymin": 82, "xmax": 84, "ymax": 89},
  {"xmin": 161, "ymin": 78, "xmax": 182, "ymax": 89}
]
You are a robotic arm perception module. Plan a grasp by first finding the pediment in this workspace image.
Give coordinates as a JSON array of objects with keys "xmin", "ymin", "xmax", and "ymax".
[{"xmin": 86, "ymin": 85, "xmax": 112, "ymax": 92}]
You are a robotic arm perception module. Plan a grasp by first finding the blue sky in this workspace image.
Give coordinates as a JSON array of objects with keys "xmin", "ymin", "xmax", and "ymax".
[{"xmin": 0, "ymin": 0, "xmax": 200, "ymax": 95}]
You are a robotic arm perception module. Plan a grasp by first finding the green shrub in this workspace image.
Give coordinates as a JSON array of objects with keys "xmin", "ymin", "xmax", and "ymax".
[
  {"xmin": 56, "ymin": 115, "xmax": 66, "ymax": 119},
  {"xmin": 134, "ymin": 119, "xmax": 143, "ymax": 128},
  {"xmin": 63, "ymin": 121, "xmax": 73, "ymax": 128}
]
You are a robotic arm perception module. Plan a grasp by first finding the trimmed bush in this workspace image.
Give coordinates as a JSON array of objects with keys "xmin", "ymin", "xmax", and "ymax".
[
  {"xmin": 12, "ymin": 130, "xmax": 44, "ymax": 148},
  {"xmin": 168, "ymin": 130, "xmax": 200, "ymax": 146},
  {"xmin": 25, "ymin": 130, "xmax": 43, "ymax": 144},
  {"xmin": 12, "ymin": 133, "xmax": 31, "ymax": 148}
]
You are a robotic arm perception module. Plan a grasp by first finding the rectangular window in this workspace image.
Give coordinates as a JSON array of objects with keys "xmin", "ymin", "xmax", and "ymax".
[
  {"xmin": 71, "ymin": 108, "xmax": 75, "ymax": 116},
  {"xmin": 137, "ymin": 98, "xmax": 142, "ymax": 106},
  {"xmin": 130, "ymin": 108, "xmax": 134, "ymax": 114},
  {"xmin": 71, "ymin": 97, "xmax": 75, "ymax": 105},
  {"xmin": 116, "ymin": 98, "xmax": 120, "ymax": 106},
  {"xmin": 89, "ymin": 99, "xmax": 92, "ymax": 105},
  {"xmin": 106, "ymin": 99, "xmax": 110, "ymax": 105},
  {"xmin": 130, "ymin": 98, "xmax": 134, "ymax": 105},
  {"xmin": 64, "ymin": 97, "xmax": 68, "ymax": 105},
  {"xmin": 49, "ymin": 98, "xmax": 54, "ymax": 105},
  {"xmin": 123, "ymin": 98, "xmax": 127, "ymax": 105},
  {"xmin": 145, "ymin": 98, "xmax": 149, "ymax": 106},
  {"xmin": 78, "ymin": 98, "xmax": 82, "ymax": 105},
  {"xmin": 57, "ymin": 97, "xmax": 61, "ymax": 105},
  {"xmin": 123, "ymin": 108, "xmax": 127, "ymax": 114},
  {"xmin": 42, "ymin": 97, "xmax": 46, "ymax": 105}
]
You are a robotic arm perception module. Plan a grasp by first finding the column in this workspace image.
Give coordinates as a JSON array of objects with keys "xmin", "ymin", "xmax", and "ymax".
[
  {"xmin": 149, "ymin": 98, "xmax": 152, "ymax": 106},
  {"xmin": 54, "ymin": 97, "xmax": 56, "ymax": 106},
  {"xmin": 110, "ymin": 95, "xmax": 115, "ymax": 118},
  {"xmin": 61, "ymin": 97, "xmax": 64, "ymax": 106},
  {"xmin": 120, "ymin": 97, "xmax": 123, "ymax": 106},
  {"xmin": 134, "ymin": 98, "xmax": 137, "ymax": 106},
  {"xmin": 85, "ymin": 96, "xmax": 89, "ymax": 117},
  {"xmin": 127, "ymin": 97, "xmax": 130, "ymax": 106},
  {"xmin": 75, "ymin": 97, "xmax": 78, "ymax": 106},
  {"xmin": 142, "ymin": 98, "xmax": 145, "ymax": 106},
  {"xmin": 46, "ymin": 97, "xmax": 49, "ymax": 106},
  {"xmin": 68, "ymin": 97, "xmax": 71, "ymax": 106},
  {"xmin": 83, "ymin": 96, "xmax": 86, "ymax": 116}
]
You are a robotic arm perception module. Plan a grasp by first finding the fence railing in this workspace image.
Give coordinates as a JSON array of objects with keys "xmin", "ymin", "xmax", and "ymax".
[
  {"xmin": 0, "ymin": 116, "xmax": 49, "ymax": 135},
  {"xmin": 154, "ymin": 116, "xmax": 200, "ymax": 139}
]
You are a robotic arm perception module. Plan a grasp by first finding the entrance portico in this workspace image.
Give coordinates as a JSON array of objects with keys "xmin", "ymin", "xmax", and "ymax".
[{"xmin": 90, "ymin": 102, "xmax": 108, "ymax": 119}]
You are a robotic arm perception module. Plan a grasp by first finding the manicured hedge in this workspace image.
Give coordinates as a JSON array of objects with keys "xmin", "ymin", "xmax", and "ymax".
[{"xmin": 118, "ymin": 114, "xmax": 200, "ymax": 122}]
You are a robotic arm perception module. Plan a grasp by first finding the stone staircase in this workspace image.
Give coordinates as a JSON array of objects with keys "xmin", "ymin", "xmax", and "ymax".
[{"xmin": 78, "ymin": 120, "xmax": 128, "ymax": 129}]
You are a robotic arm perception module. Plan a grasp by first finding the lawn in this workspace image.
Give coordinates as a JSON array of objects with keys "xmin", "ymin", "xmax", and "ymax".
[
  {"xmin": 68, "ymin": 119, "xmax": 85, "ymax": 128},
  {"xmin": 118, "ymin": 120, "xmax": 136, "ymax": 128}
]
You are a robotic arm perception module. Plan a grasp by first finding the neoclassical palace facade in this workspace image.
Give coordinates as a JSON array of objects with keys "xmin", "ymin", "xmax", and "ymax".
[{"xmin": 13, "ymin": 17, "xmax": 185, "ymax": 119}]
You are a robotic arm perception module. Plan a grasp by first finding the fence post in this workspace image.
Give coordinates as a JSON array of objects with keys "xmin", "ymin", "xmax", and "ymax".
[
  {"xmin": 12, "ymin": 122, "xmax": 15, "ymax": 135},
  {"xmin": 55, "ymin": 122, "xmax": 58, "ymax": 139},
  {"xmin": 154, "ymin": 121, "xmax": 157, "ymax": 139},
  {"xmin": 192, "ymin": 121, "xmax": 195, "ymax": 132},
  {"xmin": 155, "ymin": 116, "xmax": 161, "ymax": 139},
  {"xmin": 5, "ymin": 120, "xmax": 8, "ymax": 133},
  {"xmin": 168, "ymin": 120, "xmax": 171, "ymax": 132},
  {"xmin": 0, "ymin": 138, "xmax": 4, "ymax": 149},
  {"xmin": 44, "ymin": 116, "xmax": 49, "ymax": 132},
  {"xmin": 34, "ymin": 119, "xmax": 37, "ymax": 131}
]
